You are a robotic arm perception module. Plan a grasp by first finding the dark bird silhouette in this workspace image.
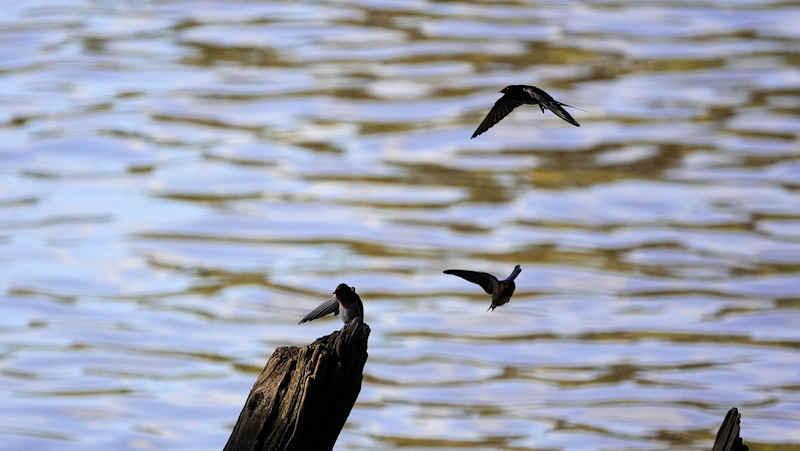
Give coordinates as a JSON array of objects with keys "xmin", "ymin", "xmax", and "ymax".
[
  {"xmin": 443, "ymin": 265, "xmax": 522, "ymax": 311},
  {"xmin": 712, "ymin": 408, "xmax": 749, "ymax": 451},
  {"xmin": 471, "ymin": 85, "xmax": 580, "ymax": 138},
  {"xmin": 299, "ymin": 283, "xmax": 364, "ymax": 324}
]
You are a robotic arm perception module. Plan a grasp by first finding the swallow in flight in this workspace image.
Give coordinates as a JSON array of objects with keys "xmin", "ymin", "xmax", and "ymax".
[
  {"xmin": 471, "ymin": 85, "xmax": 580, "ymax": 138},
  {"xmin": 443, "ymin": 265, "xmax": 522, "ymax": 311}
]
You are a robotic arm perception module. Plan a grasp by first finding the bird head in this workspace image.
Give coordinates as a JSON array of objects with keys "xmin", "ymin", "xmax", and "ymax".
[
  {"xmin": 334, "ymin": 283, "xmax": 358, "ymax": 306},
  {"xmin": 334, "ymin": 283, "xmax": 352, "ymax": 298}
]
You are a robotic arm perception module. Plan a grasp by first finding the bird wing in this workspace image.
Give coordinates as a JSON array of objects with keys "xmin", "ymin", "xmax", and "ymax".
[
  {"xmin": 523, "ymin": 86, "xmax": 580, "ymax": 127},
  {"xmin": 298, "ymin": 297, "xmax": 339, "ymax": 324},
  {"xmin": 712, "ymin": 408, "xmax": 748, "ymax": 451},
  {"xmin": 443, "ymin": 270, "xmax": 497, "ymax": 295},
  {"xmin": 471, "ymin": 94, "xmax": 523, "ymax": 138},
  {"xmin": 506, "ymin": 265, "xmax": 522, "ymax": 281}
]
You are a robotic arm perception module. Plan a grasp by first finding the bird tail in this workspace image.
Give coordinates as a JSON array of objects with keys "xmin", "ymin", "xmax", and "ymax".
[
  {"xmin": 544, "ymin": 101, "xmax": 581, "ymax": 127},
  {"xmin": 557, "ymin": 101, "xmax": 588, "ymax": 112}
]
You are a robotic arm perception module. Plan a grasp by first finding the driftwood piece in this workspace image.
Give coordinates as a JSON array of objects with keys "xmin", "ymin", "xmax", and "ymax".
[
  {"xmin": 712, "ymin": 407, "xmax": 749, "ymax": 451},
  {"xmin": 224, "ymin": 319, "xmax": 370, "ymax": 451}
]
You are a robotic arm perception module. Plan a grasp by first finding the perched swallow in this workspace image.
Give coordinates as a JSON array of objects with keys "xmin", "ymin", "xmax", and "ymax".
[
  {"xmin": 443, "ymin": 265, "xmax": 522, "ymax": 311},
  {"xmin": 713, "ymin": 408, "xmax": 749, "ymax": 451},
  {"xmin": 471, "ymin": 85, "xmax": 580, "ymax": 138},
  {"xmin": 298, "ymin": 283, "xmax": 364, "ymax": 324}
]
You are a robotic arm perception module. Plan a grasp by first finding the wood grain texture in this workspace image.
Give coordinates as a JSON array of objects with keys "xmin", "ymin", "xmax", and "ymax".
[
  {"xmin": 712, "ymin": 407, "xmax": 749, "ymax": 451},
  {"xmin": 224, "ymin": 319, "xmax": 370, "ymax": 451}
]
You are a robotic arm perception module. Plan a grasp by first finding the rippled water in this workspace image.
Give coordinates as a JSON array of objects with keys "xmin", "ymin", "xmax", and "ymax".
[{"xmin": 2, "ymin": 1, "xmax": 800, "ymax": 450}]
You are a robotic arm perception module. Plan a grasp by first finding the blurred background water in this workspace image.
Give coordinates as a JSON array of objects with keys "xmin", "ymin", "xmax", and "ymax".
[{"xmin": 1, "ymin": 1, "xmax": 800, "ymax": 450}]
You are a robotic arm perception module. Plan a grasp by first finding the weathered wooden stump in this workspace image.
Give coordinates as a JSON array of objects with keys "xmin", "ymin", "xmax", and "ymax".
[
  {"xmin": 712, "ymin": 407, "xmax": 749, "ymax": 451},
  {"xmin": 224, "ymin": 319, "xmax": 370, "ymax": 451}
]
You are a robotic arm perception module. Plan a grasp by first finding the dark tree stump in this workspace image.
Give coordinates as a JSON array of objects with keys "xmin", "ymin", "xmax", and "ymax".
[
  {"xmin": 712, "ymin": 407, "xmax": 749, "ymax": 451},
  {"xmin": 224, "ymin": 319, "xmax": 370, "ymax": 451}
]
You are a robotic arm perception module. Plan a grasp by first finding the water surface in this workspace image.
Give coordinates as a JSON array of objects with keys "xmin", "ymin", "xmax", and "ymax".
[{"xmin": 1, "ymin": 1, "xmax": 800, "ymax": 450}]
